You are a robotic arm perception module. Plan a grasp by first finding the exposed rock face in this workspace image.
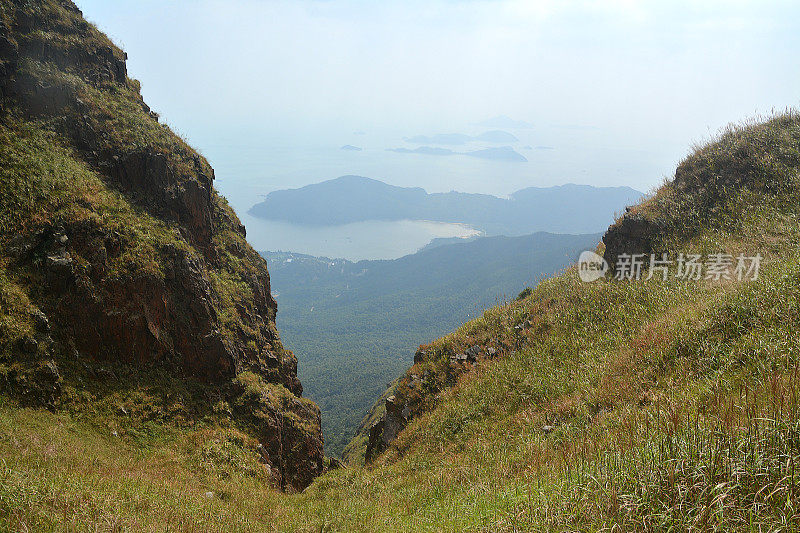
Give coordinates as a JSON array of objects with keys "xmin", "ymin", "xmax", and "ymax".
[
  {"xmin": 231, "ymin": 373, "xmax": 323, "ymax": 492},
  {"xmin": 365, "ymin": 395, "xmax": 408, "ymax": 463},
  {"xmin": 364, "ymin": 418, "xmax": 385, "ymax": 463},
  {"xmin": 0, "ymin": 0, "xmax": 321, "ymax": 489},
  {"xmin": 602, "ymin": 214, "xmax": 663, "ymax": 269},
  {"xmin": 104, "ymin": 150, "xmax": 216, "ymax": 249},
  {"xmin": 351, "ymin": 327, "xmax": 510, "ymax": 464},
  {"xmin": 382, "ymin": 395, "xmax": 409, "ymax": 445}
]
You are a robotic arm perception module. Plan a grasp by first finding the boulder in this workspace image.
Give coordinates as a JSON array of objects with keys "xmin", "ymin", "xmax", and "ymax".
[
  {"xmin": 45, "ymin": 250, "xmax": 74, "ymax": 290},
  {"xmin": 365, "ymin": 395, "xmax": 409, "ymax": 463},
  {"xmin": 30, "ymin": 309, "xmax": 50, "ymax": 333},
  {"xmin": 9, "ymin": 360, "xmax": 62, "ymax": 408},
  {"xmin": 450, "ymin": 353, "xmax": 468, "ymax": 363},
  {"xmin": 465, "ymin": 345, "xmax": 481, "ymax": 362}
]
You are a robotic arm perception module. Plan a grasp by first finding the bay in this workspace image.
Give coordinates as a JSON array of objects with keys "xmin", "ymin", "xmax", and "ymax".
[{"xmin": 240, "ymin": 213, "xmax": 480, "ymax": 261}]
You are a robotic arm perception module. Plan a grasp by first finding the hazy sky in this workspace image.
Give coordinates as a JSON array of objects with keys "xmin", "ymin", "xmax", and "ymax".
[{"xmin": 74, "ymin": 0, "xmax": 800, "ymax": 192}]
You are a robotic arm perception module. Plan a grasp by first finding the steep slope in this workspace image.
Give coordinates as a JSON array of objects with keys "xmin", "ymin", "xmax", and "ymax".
[
  {"xmin": 4, "ymin": 111, "xmax": 797, "ymax": 531},
  {"xmin": 326, "ymin": 111, "xmax": 800, "ymax": 529},
  {"xmin": 1, "ymin": 6, "xmax": 799, "ymax": 529},
  {"xmin": 0, "ymin": 0, "xmax": 322, "ymax": 491},
  {"xmin": 350, "ymin": 111, "xmax": 800, "ymax": 464},
  {"xmin": 265, "ymin": 232, "xmax": 601, "ymax": 456}
]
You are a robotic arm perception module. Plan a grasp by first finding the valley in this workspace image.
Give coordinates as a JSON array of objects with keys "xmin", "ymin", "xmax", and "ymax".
[
  {"xmin": 263, "ymin": 232, "xmax": 602, "ymax": 456},
  {"xmin": 1, "ymin": 1, "xmax": 798, "ymax": 532}
]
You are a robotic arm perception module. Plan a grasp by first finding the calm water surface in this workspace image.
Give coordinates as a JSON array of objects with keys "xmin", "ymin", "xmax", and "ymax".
[{"xmin": 241, "ymin": 214, "xmax": 480, "ymax": 261}]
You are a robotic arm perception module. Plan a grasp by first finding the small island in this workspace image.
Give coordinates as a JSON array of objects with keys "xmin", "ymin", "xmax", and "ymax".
[
  {"xmin": 404, "ymin": 130, "xmax": 518, "ymax": 145},
  {"xmin": 464, "ymin": 146, "xmax": 527, "ymax": 162},
  {"xmin": 388, "ymin": 146, "xmax": 454, "ymax": 156}
]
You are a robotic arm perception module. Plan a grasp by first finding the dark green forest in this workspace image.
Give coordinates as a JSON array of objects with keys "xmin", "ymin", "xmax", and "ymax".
[{"xmin": 263, "ymin": 231, "xmax": 601, "ymax": 455}]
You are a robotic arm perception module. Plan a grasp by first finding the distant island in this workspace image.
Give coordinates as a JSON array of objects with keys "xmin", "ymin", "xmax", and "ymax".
[
  {"xmin": 248, "ymin": 175, "xmax": 644, "ymax": 235},
  {"xmin": 475, "ymin": 115, "xmax": 534, "ymax": 129},
  {"xmin": 465, "ymin": 146, "xmax": 527, "ymax": 162},
  {"xmin": 405, "ymin": 130, "xmax": 518, "ymax": 145},
  {"xmin": 389, "ymin": 146, "xmax": 454, "ymax": 156},
  {"xmin": 341, "ymin": 145, "xmax": 362, "ymax": 151},
  {"xmin": 388, "ymin": 145, "xmax": 527, "ymax": 162}
]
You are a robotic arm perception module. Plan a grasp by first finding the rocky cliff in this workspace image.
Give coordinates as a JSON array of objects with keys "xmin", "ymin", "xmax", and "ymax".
[{"xmin": 0, "ymin": 0, "xmax": 322, "ymax": 491}]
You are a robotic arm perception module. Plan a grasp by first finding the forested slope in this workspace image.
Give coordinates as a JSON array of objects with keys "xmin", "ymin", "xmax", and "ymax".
[{"xmin": 265, "ymin": 232, "xmax": 600, "ymax": 455}]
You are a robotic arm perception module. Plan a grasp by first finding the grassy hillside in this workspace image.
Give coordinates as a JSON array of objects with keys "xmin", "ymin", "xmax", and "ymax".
[
  {"xmin": 265, "ymin": 232, "xmax": 600, "ymax": 456},
  {"xmin": 3, "ymin": 110, "xmax": 799, "ymax": 531}
]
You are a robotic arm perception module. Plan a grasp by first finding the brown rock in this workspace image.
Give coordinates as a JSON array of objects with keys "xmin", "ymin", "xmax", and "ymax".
[
  {"xmin": 602, "ymin": 215, "xmax": 662, "ymax": 270},
  {"xmin": 365, "ymin": 395, "xmax": 409, "ymax": 463},
  {"xmin": 0, "ymin": 0, "xmax": 323, "ymax": 491}
]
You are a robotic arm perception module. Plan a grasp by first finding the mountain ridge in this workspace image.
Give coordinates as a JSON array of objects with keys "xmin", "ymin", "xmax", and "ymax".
[{"xmin": 339, "ymin": 113, "xmax": 800, "ymax": 530}]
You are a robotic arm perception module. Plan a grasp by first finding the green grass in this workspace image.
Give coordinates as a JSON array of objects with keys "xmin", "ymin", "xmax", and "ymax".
[
  {"xmin": 622, "ymin": 110, "xmax": 800, "ymax": 251},
  {"xmin": 0, "ymin": 118, "xmax": 185, "ymax": 269},
  {"xmin": 0, "ymin": 118, "xmax": 188, "ymax": 387},
  {"xmin": 3, "ymin": 161, "xmax": 800, "ymax": 530},
  {"xmin": 1, "ymin": 0, "xmax": 300, "ymax": 381},
  {"xmin": 3, "ymin": 1, "xmax": 800, "ymax": 528},
  {"xmin": 0, "ymin": 403, "xmax": 281, "ymax": 532}
]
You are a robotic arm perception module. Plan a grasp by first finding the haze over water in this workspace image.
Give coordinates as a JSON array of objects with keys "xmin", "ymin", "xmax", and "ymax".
[{"xmin": 74, "ymin": 0, "xmax": 800, "ymax": 258}]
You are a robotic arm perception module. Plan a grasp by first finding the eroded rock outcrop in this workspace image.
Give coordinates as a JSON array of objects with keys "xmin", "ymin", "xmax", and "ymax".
[
  {"xmin": 0, "ymin": 0, "xmax": 321, "ymax": 490},
  {"xmin": 602, "ymin": 214, "xmax": 663, "ymax": 269},
  {"xmin": 365, "ymin": 395, "xmax": 408, "ymax": 463}
]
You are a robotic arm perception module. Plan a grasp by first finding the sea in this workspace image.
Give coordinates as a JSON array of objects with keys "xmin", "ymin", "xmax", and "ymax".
[{"xmin": 200, "ymin": 125, "xmax": 673, "ymax": 261}]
